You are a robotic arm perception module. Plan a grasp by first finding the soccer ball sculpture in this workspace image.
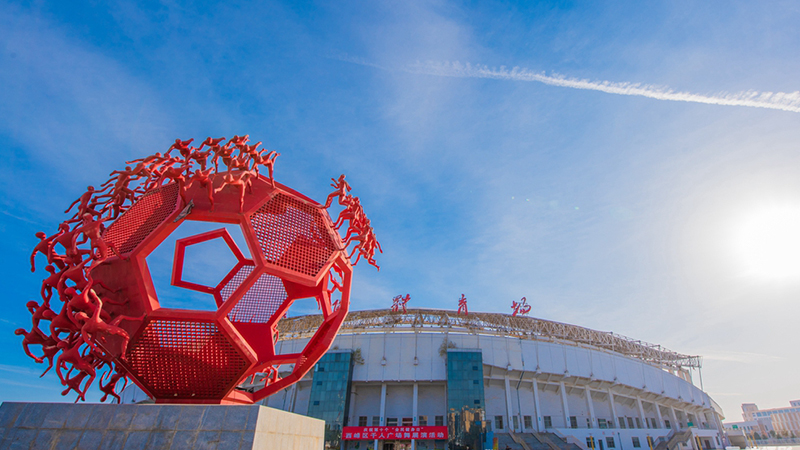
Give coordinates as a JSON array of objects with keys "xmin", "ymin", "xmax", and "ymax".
[{"xmin": 22, "ymin": 136, "xmax": 380, "ymax": 404}]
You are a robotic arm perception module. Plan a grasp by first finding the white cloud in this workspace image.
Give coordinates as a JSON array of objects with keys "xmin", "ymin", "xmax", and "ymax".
[{"xmin": 339, "ymin": 56, "xmax": 800, "ymax": 113}]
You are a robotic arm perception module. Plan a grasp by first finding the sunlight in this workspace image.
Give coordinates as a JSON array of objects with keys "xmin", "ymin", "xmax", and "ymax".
[{"xmin": 732, "ymin": 204, "xmax": 800, "ymax": 281}]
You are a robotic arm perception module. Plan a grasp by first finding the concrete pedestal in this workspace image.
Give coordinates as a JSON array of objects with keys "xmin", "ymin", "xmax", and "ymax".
[{"xmin": 0, "ymin": 402, "xmax": 324, "ymax": 449}]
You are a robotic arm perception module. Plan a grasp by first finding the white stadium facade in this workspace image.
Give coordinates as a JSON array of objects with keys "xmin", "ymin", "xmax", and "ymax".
[{"xmin": 251, "ymin": 308, "xmax": 726, "ymax": 450}]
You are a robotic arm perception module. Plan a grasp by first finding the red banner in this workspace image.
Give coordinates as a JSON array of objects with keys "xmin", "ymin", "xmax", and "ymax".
[{"xmin": 342, "ymin": 426, "xmax": 448, "ymax": 440}]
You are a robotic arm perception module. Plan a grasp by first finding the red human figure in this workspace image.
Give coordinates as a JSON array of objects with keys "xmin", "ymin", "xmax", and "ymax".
[
  {"xmin": 197, "ymin": 136, "xmax": 225, "ymax": 151},
  {"xmin": 99, "ymin": 367, "xmax": 128, "ymax": 403},
  {"xmin": 52, "ymin": 222, "xmax": 90, "ymax": 264},
  {"xmin": 252, "ymin": 150, "xmax": 279, "ymax": 186},
  {"xmin": 229, "ymin": 134, "xmax": 249, "ymax": 146},
  {"xmin": 41, "ymin": 265, "xmax": 62, "ymax": 302},
  {"xmin": 331, "ymin": 299, "xmax": 340, "ymax": 312},
  {"xmin": 55, "ymin": 338, "xmax": 96, "ymax": 401},
  {"xmin": 39, "ymin": 337, "xmax": 61, "ymax": 377},
  {"xmin": 61, "ymin": 369, "xmax": 90, "ymax": 402},
  {"xmin": 189, "ymin": 147, "xmax": 214, "ymax": 171},
  {"xmin": 27, "ymin": 300, "xmax": 53, "ymax": 331},
  {"xmin": 126, "ymin": 152, "xmax": 164, "ymax": 166},
  {"xmin": 75, "ymin": 297, "xmax": 142, "ymax": 356},
  {"xmin": 211, "ymin": 141, "xmax": 235, "ymax": 172},
  {"xmin": 76, "ymin": 214, "xmax": 111, "ymax": 262},
  {"xmin": 165, "ymin": 138, "xmax": 194, "ymax": 157},
  {"xmin": 100, "ymin": 167, "xmax": 137, "ymax": 202},
  {"xmin": 189, "ymin": 168, "xmax": 215, "ymax": 207},
  {"xmin": 30, "ymin": 230, "xmax": 63, "ymax": 272},
  {"xmin": 15, "ymin": 327, "xmax": 49, "ymax": 363},
  {"xmin": 64, "ymin": 286, "xmax": 113, "ymax": 325},
  {"xmin": 262, "ymin": 365, "xmax": 280, "ymax": 386},
  {"xmin": 227, "ymin": 152, "xmax": 251, "ymax": 173},
  {"xmin": 56, "ymin": 259, "xmax": 90, "ymax": 300},
  {"xmin": 45, "ymin": 303, "xmax": 80, "ymax": 338},
  {"xmin": 323, "ymin": 174, "xmax": 351, "ymax": 209},
  {"xmin": 350, "ymin": 228, "xmax": 381, "ymax": 270},
  {"xmin": 391, "ymin": 295, "xmax": 402, "ymax": 312},
  {"xmin": 214, "ymin": 172, "xmax": 253, "ymax": 212},
  {"xmin": 65, "ymin": 186, "xmax": 104, "ymax": 223},
  {"xmin": 327, "ymin": 265, "xmax": 345, "ymax": 295},
  {"xmin": 336, "ymin": 197, "xmax": 363, "ymax": 231},
  {"xmin": 457, "ymin": 294, "xmax": 468, "ymax": 315}
]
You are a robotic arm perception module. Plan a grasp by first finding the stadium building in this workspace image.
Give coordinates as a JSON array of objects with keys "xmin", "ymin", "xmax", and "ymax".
[{"xmin": 252, "ymin": 308, "xmax": 726, "ymax": 450}]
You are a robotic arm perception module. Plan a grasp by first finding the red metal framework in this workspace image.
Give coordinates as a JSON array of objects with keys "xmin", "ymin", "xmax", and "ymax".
[{"xmin": 21, "ymin": 136, "xmax": 380, "ymax": 404}]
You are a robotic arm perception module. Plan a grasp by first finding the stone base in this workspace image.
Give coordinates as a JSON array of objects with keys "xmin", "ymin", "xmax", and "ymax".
[{"xmin": 0, "ymin": 402, "xmax": 324, "ymax": 449}]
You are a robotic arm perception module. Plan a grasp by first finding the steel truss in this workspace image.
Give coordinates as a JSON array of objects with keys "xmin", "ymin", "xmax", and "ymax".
[{"xmin": 278, "ymin": 308, "xmax": 702, "ymax": 370}]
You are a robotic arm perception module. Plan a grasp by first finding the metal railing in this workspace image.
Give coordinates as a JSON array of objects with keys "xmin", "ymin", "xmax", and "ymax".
[{"xmin": 278, "ymin": 308, "xmax": 701, "ymax": 370}]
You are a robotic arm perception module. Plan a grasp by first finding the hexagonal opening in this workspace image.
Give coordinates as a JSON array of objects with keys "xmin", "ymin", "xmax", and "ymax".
[
  {"xmin": 146, "ymin": 220, "xmax": 252, "ymax": 311},
  {"xmin": 181, "ymin": 237, "xmax": 240, "ymax": 287}
]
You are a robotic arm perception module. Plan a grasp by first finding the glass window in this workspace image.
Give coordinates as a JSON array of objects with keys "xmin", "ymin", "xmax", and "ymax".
[
  {"xmin": 606, "ymin": 437, "xmax": 615, "ymax": 448},
  {"xmin": 419, "ymin": 416, "xmax": 428, "ymax": 426},
  {"xmin": 495, "ymin": 416, "xmax": 504, "ymax": 430},
  {"xmin": 358, "ymin": 416, "xmax": 367, "ymax": 427},
  {"xmin": 402, "ymin": 417, "xmax": 413, "ymax": 426},
  {"xmin": 570, "ymin": 416, "xmax": 578, "ymax": 428},
  {"xmin": 619, "ymin": 418, "xmax": 626, "ymax": 429},
  {"xmin": 632, "ymin": 437, "xmax": 641, "ymax": 448},
  {"xmin": 646, "ymin": 437, "xmax": 654, "ymax": 448},
  {"xmin": 524, "ymin": 416, "xmax": 533, "ymax": 429},
  {"xmin": 628, "ymin": 417, "xmax": 635, "ymax": 429},
  {"xmin": 372, "ymin": 416, "xmax": 380, "ymax": 426},
  {"xmin": 598, "ymin": 418, "xmax": 608, "ymax": 429},
  {"xmin": 665, "ymin": 420, "xmax": 671, "ymax": 429},
  {"xmin": 387, "ymin": 418, "xmax": 398, "ymax": 426},
  {"xmin": 636, "ymin": 418, "xmax": 642, "ymax": 429},
  {"xmin": 435, "ymin": 416, "xmax": 444, "ymax": 427},
  {"xmin": 513, "ymin": 416, "xmax": 519, "ymax": 430},
  {"xmin": 586, "ymin": 437, "xmax": 596, "ymax": 449},
  {"xmin": 544, "ymin": 416, "xmax": 552, "ymax": 428}
]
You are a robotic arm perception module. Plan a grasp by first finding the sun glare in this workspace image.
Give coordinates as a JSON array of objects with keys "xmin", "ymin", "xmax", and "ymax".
[{"xmin": 732, "ymin": 204, "xmax": 800, "ymax": 281}]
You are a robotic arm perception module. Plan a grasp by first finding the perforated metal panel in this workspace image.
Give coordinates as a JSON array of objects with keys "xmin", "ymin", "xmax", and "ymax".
[
  {"xmin": 103, "ymin": 184, "xmax": 179, "ymax": 255},
  {"xmin": 250, "ymin": 193, "xmax": 337, "ymax": 277},
  {"xmin": 124, "ymin": 318, "xmax": 248, "ymax": 399},
  {"xmin": 221, "ymin": 265, "xmax": 287, "ymax": 323}
]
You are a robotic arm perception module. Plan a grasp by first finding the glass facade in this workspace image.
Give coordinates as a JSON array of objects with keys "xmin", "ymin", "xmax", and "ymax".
[
  {"xmin": 307, "ymin": 351, "xmax": 354, "ymax": 450},
  {"xmin": 447, "ymin": 350, "xmax": 487, "ymax": 450}
]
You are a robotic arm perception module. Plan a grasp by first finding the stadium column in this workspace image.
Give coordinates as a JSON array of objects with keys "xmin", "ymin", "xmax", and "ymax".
[
  {"xmin": 533, "ymin": 378, "xmax": 543, "ymax": 432},
  {"xmin": 637, "ymin": 397, "xmax": 647, "ymax": 428},
  {"xmin": 655, "ymin": 402, "xmax": 664, "ymax": 428},
  {"xmin": 669, "ymin": 406, "xmax": 679, "ymax": 430},
  {"xmin": 586, "ymin": 387, "xmax": 597, "ymax": 428},
  {"xmin": 377, "ymin": 382, "xmax": 386, "ymax": 450},
  {"xmin": 412, "ymin": 383, "xmax": 418, "ymax": 450},
  {"xmin": 560, "ymin": 381, "xmax": 571, "ymax": 429},
  {"xmin": 607, "ymin": 389, "xmax": 619, "ymax": 429},
  {"xmin": 505, "ymin": 375, "xmax": 516, "ymax": 432}
]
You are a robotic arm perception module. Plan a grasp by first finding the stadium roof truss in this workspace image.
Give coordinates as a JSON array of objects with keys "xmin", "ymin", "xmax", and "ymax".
[{"xmin": 278, "ymin": 308, "xmax": 702, "ymax": 371}]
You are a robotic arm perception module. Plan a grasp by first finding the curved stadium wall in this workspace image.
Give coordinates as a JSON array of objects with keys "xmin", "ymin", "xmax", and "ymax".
[{"xmin": 254, "ymin": 309, "xmax": 725, "ymax": 450}]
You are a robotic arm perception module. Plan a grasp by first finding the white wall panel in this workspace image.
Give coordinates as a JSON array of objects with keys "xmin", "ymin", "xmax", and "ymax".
[
  {"xmin": 417, "ymin": 384, "xmax": 446, "ymax": 420},
  {"xmin": 385, "ymin": 384, "xmax": 413, "ymax": 419},
  {"xmin": 351, "ymin": 384, "xmax": 381, "ymax": 420}
]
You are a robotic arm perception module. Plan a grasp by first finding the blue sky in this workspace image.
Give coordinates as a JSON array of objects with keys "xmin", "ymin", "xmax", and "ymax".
[{"xmin": 1, "ymin": 0, "xmax": 799, "ymax": 419}]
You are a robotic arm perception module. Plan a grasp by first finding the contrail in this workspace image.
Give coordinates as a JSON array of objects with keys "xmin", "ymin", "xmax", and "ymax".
[{"xmin": 340, "ymin": 55, "xmax": 800, "ymax": 113}]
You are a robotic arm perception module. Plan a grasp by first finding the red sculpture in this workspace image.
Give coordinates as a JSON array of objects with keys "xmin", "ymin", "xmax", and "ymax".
[
  {"xmin": 391, "ymin": 294, "xmax": 410, "ymax": 313},
  {"xmin": 21, "ymin": 136, "xmax": 380, "ymax": 404},
  {"xmin": 511, "ymin": 297, "xmax": 531, "ymax": 317},
  {"xmin": 457, "ymin": 294, "xmax": 468, "ymax": 315}
]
